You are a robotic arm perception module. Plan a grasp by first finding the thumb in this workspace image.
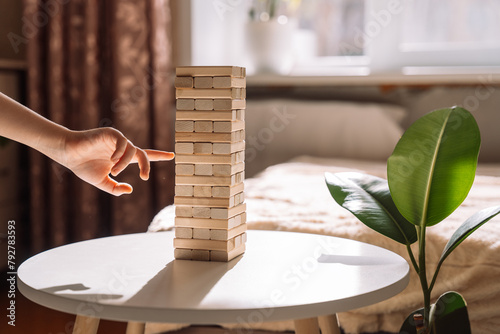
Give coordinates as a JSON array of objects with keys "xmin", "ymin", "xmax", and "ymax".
[{"xmin": 99, "ymin": 175, "xmax": 133, "ymax": 196}]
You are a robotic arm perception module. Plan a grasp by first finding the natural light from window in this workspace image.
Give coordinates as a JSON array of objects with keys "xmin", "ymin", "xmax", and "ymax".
[{"xmin": 189, "ymin": 0, "xmax": 500, "ymax": 77}]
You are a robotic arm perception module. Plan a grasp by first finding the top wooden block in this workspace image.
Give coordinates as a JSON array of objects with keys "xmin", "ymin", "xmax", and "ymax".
[{"xmin": 176, "ymin": 66, "xmax": 246, "ymax": 78}]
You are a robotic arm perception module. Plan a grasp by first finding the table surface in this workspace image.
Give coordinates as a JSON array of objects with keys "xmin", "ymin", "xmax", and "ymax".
[{"xmin": 18, "ymin": 230, "xmax": 409, "ymax": 324}]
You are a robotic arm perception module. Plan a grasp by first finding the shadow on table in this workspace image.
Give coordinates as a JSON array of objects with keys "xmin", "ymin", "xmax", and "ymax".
[
  {"xmin": 41, "ymin": 283, "xmax": 89, "ymax": 294},
  {"xmin": 40, "ymin": 283, "xmax": 123, "ymax": 300},
  {"xmin": 124, "ymin": 257, "xmax": 242, "ymax": 308}
]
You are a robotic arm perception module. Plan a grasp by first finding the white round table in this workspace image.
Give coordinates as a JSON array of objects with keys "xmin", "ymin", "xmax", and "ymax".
[{"xmin": 18, "ymin": 230, "xmax": 409, "ymax": 334}]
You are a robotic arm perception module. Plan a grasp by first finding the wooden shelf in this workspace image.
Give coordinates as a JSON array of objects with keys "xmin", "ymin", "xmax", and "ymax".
[{"xmin": 247, "ymin": 66, "xmax": 500, "ymax": 87}]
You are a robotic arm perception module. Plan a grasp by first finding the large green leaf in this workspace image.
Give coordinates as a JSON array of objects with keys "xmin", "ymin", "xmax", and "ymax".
[
  {"xmin": 387, "ymin": 107, "xmax": 480, "ymax": 226},
  {"xmin": 325, "ymin": 172, "xmax": 417, "ymax": 245},
  {"xmin": 399, "ymin": 291, "xmax": 470, "ymax": 334},
  {"xmin": 438, "ymin": 205, "xmax": 500, "ymax": 266}
]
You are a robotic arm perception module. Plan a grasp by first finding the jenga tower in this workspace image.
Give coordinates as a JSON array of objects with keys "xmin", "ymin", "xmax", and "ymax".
[{"xmin": 173, "ymin": 66, "xmax": 247, "ymax": 262}]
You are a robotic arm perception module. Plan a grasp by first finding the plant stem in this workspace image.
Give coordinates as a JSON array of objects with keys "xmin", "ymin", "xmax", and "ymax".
[
  {"xmin": 268, "ymin": 0, "xmax": 278, "ymax": 19},
  {"xmin": 428, "ymin": 260, "xmax": 443, "ymax": 293},
  {"xmin": 406, "ymin": 244, "xmax": 419, "ymax": 273},
  {"xmin": 417, "ymin": 224, "xmax": 431, "ymax": 329}
]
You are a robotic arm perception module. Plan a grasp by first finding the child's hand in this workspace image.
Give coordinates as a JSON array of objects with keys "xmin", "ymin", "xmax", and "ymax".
[
  {"xmin": 62, "ymin": 128, "xmax": 174, "ymax": 196},
  {"xmin": 0, "ymin": 92, "xmax": 173, "ymax": 196}
]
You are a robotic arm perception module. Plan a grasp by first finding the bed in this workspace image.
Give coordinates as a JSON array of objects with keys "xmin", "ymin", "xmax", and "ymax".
[{"xmin": 146, "ymin": 100, "xmax": 500, "ymax": 333}]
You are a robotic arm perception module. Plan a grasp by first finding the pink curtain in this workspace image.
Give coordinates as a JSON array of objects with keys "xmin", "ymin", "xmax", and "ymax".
[{"xmin": 24, "ymin": 0, "xmax": 175, "ymax": 253}]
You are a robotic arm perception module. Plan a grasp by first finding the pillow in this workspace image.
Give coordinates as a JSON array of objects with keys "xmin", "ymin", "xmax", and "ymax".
[{"xmin": 245, "ymin": 99, "xmax": 407, "ymax": 175}]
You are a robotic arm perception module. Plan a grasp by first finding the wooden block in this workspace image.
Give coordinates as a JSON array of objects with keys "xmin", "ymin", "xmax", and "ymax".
[
  {"xmin": 175, "ymin": 206, "xmax": 193, "ymax": 217},
  {"xmin": 213, "ymin": 76, "xmax": 246, "ymax": 88},
  {"xmin": 175, "ymin": 152, "xmax": 244, "ymax": 165},
  {"xmin": 176, "ymin": 66, "xmax": 245, "ymax": 78},
  {"xmin": 236, "ymin": 151, "xmax": 245, "ymax": 163},
  {"xmin": 175, "ymin": 132, "xmax": 234, "ymax": 143},
  {"xmin": 194, "ymin": 164, "xmax": 213, "ymax": 176},
  {"xmin": 212, "ymin": 162, "xmax": 245, "ymax": 176},
  {"xmin": 192, "ymin": 207, "xmax": 211, "ymax": 218},
  {"xmin": 174, "ymin": 248, "xmax": 217, "ymax": 261},
  {"xmin": 194, "ymin": 121, "xmax": 213, "ymax": 133},
  {"xmin": 176, "ymin": 110, "xmax": 238, "ymax": 121},
  {"xmin": 235, "ymin": 192, "xmax": 245, "ymax": 204},
  {"xmin": 235, "ymin": 232, "xmax": 247, "ymax": 247},
  {"xmin": 175, "ymin": 77, "xmax": 193, "ymax": 88},
  {"xmin": 175, "ymin": 227, "xmax": 193, "ymax": 239},
  {"xmin": 235, "ymin": 212, "xmax": 246, "ymax": 226},
  {"xmin": 175, "ymin": 120, "xmax": 194, "ymax": 132},
  {"xmin": 174, "ymin": 196, "xmax": 236, "ymax": 208},
  {"xmin": 176, "ymin": 99, "xmax": 195, "ymax": 110},
  {"xmin": 193, "ymin": 142, "xmax": 212, "ymax": 154},
  {"xmin": 212, "ymin": 164, "xmax": 231, "ymax": 177},
  {"xmin": 175, "ymin": 154, "xmax": 233, "ymax": 165},
  {"xmin": 213, "ymin": 120, "xmax": 245, "ymax": 133},
  {"xmin": 234, "ymin": 130, "xmax": 245, "ymax": 142},
  {"xmin": 194, "ymin": 76, "xmax": 213, "ymax": 88},
  {"xmin": 234, "ymin": 171, "xmax": 244, "ymax": 184},
  {"xmin": 210, "ymin": 243, "xmax": 245, "ymax": 262},
  {"xmin": 212, "ymin": 182, "xmax": 244, "ymax": 198},
  {"xmin": 175, "ymin": 213, "xmax": 246, "ymax": 230},
  {"xmin": 192, "ymin": 228, "xmax": 211, "ymax": 240},
  {"xmin": 176, "ymin": 88, "xmax": 245, "ymax": 100},
  {"xmin": 175, "ymin": 164, "xmax": 195, "ymax": 176},
  {"xmin": 213, "ymin": 99, "xmax": 246, "ymax": 111},
  {"xmin": 175, "ymin": 185, "xmax": 194, "ymax": 197},
  {"xmin": 212, "ymin": 141, "xmax": 245, "ymax": 155},
  {"xmin": 176, "ymin": 175, "xmax": 236, "ymax": 186},
  {"xmin": 174, "ymin": 248, "xmax": 193, "ymax": 260},
  {"xmin": 175, "ymin": 142, "xmax": 194, "ymax": 154},
  {"xmin": 193, "ymin": 186, "xmax": 212, "ymax": 197},
  {"xmin": 211, "ymin": 203, "xmax": 246, "ymax": 219},
  {"xmin": 236, "ymin": 109, "xmax": 245, "ymax": 121},
  {"xmin": 210, "ymin": 223, "xmax": 247, "ymax": 241},
  {"xmin": 173, "ymin": 235, "xmax": 242, "ymax": 252},
  {"xmin": 194, "ymin": 99, "xmax": 214, "ymax": 110},
  {"xmin": 192, "ymin": 250, "xmax": 210, "ymax": 261}
]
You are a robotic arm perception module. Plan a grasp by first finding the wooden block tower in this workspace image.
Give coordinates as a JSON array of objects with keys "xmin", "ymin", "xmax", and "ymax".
[{"xmin": 173, "ymin": 66, "xmax": 247, "ymax": 262}]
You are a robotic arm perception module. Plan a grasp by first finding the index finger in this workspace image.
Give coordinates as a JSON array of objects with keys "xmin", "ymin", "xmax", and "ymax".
[{"xmin": 144, "ymin": 149, "xmax": 175, "ymax": 161}]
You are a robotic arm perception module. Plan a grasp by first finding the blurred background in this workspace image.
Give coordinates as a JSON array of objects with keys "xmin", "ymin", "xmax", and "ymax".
[
  {"xmin": 1, "ymin": 0, "xmax": 500, "ymax": 276},
  {"xmin": 1, "ymin": 1, "xmax": 500, "ymax": 333}
]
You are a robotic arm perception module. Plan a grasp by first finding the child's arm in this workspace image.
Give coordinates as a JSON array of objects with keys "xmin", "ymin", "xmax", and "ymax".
[{"xmin": 0, "ymin": 92, "xmax": 174, "ymax": 196}]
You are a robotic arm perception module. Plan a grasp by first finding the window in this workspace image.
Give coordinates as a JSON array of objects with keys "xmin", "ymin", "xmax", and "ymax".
[
  {"xmin": 187, "ymin": 0, "xmax": 500, "ymax": 76},
  {"xmin": 295, "ymin": 0, "xmax": 365, "ymax": 57},
  {"xmin": 402, "ymin": 0, "xmax": 500, "ymax": 47},
  {"xmin": 398, "ymin": 0, "xmax": 500, "ymax": 69}
]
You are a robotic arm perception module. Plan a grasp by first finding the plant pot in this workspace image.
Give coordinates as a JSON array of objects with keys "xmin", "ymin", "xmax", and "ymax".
[{"xmin": 245, "ymin": 19, "xmax": 297, "ymax": 75}]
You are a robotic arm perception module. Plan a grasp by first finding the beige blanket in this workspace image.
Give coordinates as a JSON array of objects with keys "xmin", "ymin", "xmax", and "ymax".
[{"xmin": 148, "ymin": 157, "xmax": 500, "ymax": 334}]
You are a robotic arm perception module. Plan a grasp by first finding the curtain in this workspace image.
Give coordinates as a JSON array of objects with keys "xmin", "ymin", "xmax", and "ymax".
[{"xmin": 24, "ymin": 0, "xmax": 175, "ymax": 253}]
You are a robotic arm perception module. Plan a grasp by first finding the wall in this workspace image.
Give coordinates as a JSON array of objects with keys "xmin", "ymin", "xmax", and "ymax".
[{"xmin": 397, "ymin": 86, "xmax": 500, "ymax": 162}]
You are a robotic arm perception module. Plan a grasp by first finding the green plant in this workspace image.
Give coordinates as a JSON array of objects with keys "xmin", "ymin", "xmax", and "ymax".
[
  {"xmin": 325, "ymin": 107, "xmax": 500, "ymax": 334},
  {"xmin": 248, "ymin": 0, "xmax": 301, "ymax": 21}
]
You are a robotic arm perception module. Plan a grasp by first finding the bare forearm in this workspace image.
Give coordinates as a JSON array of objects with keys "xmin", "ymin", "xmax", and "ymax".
[{"xmin": 0, "ymin": 92, "xmax": 69, "ymax": 163}]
